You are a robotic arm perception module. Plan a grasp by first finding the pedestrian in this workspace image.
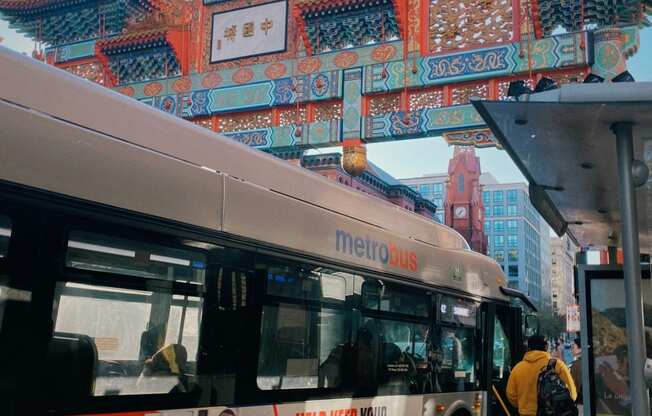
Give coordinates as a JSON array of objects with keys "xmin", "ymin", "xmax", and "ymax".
[
  {"xmin": 507, "ymin": 335, "xmax": 577, "ymax": 416},
  {"xmin": 569, "ymin": 337, "xmax": 583, "ymax": 413}
]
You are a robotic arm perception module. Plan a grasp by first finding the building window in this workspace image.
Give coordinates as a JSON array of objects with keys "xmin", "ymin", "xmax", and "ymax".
[
  {"xmin": 508, "ymin": 249, "xmax": 518, "ymax": 262},
  {"xmin": 483, "ymin": 191, "xmax": 490, "ymax": 204},
  {"xmin": 457, "ymin": 174, "xmax": 464, "ymax": 192},
  {"xmin": 507, "ymin": 190, "xmax": 517, "ymax": 202},
  {"xmin": 507, "ymin": 220, "xmax": 518, "ymax": 231},
  {"xmin": 419, "ymin": 184, "xmax": 431, "ymax": 194},
  {"xmin": 507, "ymin": 204, "xmax": 517, "ymax": 216},
  {"xmin": 484, "ymin": 221, "xmax": 491, "ymax": 233},
  {"xmin": 508, "ymin": 265, "xmax": 518, "ymax": 277},
  {"xmin": 434, "ymin": 198, "xmax": 443, "ymax": 207},
  {"xmin": 495, "ymin": 236, "xmax": 504, "ymax": 247},
  {"xmin": 434, "ymin": 183, "xmax": 444, "ymax": 194},
  {"xmin": 493, "ymin": 205, "xmax": 504, "ymax": 217},
  {"xmin": 495, "ymin": 250, "xmax": 505, "ymax": 262},
  {"xmin": 493, "ymin": 191, "xmax": 504, "ymax": 203},
  {"xmin": 485, "ymin": 207, "xmax": 491, "ymax": 218},
  {"xmin": 494, "ymin": 220, "xmax": 504, "ymax": 232},
  {"xmin": 507, "ymin": 235, "xmax": 518, "ymax": 248}
]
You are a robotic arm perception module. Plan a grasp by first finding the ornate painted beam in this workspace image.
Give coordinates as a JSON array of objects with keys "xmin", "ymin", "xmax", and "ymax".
[
  {"xmin": 101, "ymin": 30, "xmax": 592, "ymax": 149},
  {"xmin": 3, "ymin": 0, "xmax": 644, "ymax": 150}
]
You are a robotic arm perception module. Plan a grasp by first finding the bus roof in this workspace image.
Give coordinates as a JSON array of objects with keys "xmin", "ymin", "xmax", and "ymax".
[{"xmin": 0, "ymin": 46, "xmax": 509, "ymax": 301}]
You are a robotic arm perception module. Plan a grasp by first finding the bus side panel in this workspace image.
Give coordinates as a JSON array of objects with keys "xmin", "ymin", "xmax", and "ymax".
[
  {"xmin": 0, "ymin": 100, "xmax": 224, "ymax": 231},
  {"xmin": 71, "ymin": 393, "xmax": 483, "ymax": 416},
  {"xmin": 221, "ymin": 177, "xmax": 500, "ymax": 300}
]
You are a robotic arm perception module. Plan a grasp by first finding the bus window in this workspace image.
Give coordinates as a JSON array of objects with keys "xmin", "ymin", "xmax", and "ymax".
[
  {"xmin": 362, "ymin": 281, "xmax": 430, "ymax": 317},
  {"xmin": 357, "ymin": 281, "xmax": 431, "ymax": 394},
  {"xmin": 53, "ymin": 282, "xmax": 203, "ymax": 396},
  {"xmin": 440, "ymin": 296, "xmax": 477, "ymax": 326},
  {"xmin": 493, "ymin": 317, "xmax": 511, "ymax": 380},
  {"xmin": 257, "ymin": 304, "xmax": 348, "ymax": 390},
  {"xmin": 66, "ymin": 230, "xmax": 206, "ymax": 285},
  {"xmin": 265, "ymin": 265, "xmax": 347, "ymax": 303},
  {"xmin": 0, "ymin": 214, "xmax": 11, "ymax": 258},
  {"xmin": 257, "ymin": 262, "xmax": 350, "ymax": 390},
  {"xmin": 435, "ymin": 326, "xmax": 477, "ymax": 392},
  {"xmin": 50, "ymin": 230, "xmax": 210, "ymax": 398},
  {"xmin": 376, "ymin": 318, "xmax": 429, "ymax": 394}
]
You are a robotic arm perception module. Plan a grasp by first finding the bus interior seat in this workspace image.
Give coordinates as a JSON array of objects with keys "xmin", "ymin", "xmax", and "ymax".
[{"xmin": 44, "ymin": 332, "xmax": 97, "ymax": 401}]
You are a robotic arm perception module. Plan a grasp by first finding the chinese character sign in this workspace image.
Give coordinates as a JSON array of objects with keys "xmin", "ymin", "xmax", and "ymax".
[{"xmin": 210, "ymin": 0, "xmax": 287, "ymax": 63}]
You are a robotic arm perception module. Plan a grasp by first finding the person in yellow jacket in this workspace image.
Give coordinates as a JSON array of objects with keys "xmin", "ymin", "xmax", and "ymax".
[{"xmin": 506, "ymin": 335, "xmax": 577, "ymax": 416}]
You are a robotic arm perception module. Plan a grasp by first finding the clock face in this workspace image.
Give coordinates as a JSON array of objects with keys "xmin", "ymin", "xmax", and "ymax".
[{"xmin": 454, "ymin": 206, "xmax": 467, "ymax": 218}]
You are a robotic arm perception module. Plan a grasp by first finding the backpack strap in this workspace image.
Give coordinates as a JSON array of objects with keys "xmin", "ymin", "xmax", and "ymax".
[{"xmin": 547, "ymin": 358, "xmax": 557, "ymax": 371}]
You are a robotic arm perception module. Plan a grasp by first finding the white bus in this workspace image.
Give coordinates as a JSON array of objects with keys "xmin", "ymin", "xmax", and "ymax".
[{"xmin": 0, "ymin": 47, "xmax": 536, "ymax": 416}]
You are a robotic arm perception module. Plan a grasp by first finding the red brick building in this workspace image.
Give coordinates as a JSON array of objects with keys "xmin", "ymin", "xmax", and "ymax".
[
  {"xmin": 444, "ymin": 147, "xmax": 487, "ymax": 253},
  {"xmin": 277, "ymin": 151, "xmax": 438, "ymax": 221}
]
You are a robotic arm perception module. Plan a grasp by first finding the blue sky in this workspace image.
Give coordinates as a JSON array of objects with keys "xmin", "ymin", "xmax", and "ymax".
[{"xmin": 1, "ymin": 21, "xmax": 651, "ymax": 183}]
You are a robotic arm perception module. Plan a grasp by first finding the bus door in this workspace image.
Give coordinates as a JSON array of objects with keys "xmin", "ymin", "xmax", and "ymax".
[{"xmin": 485, "ymin": 303, "xmax": 522, "ymax": 416}]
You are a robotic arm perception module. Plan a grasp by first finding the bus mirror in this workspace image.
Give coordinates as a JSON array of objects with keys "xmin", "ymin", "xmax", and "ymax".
[{"xmin": 525, "ymin": 314, "xmax": 539, "ymax": 337}]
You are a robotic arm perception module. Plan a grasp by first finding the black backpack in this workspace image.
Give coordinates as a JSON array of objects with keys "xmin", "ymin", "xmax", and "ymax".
[{"xmin": 537, "ymin": 358, "xmax": 578, "ymax": 416}]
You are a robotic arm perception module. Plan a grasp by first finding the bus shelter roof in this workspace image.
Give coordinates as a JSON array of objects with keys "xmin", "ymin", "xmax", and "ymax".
[{"xmin": 471, "ymin": 82, "xmax": 652, "ymax": 252}]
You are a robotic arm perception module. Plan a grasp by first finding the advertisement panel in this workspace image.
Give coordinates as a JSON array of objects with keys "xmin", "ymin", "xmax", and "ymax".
[
  {"xmin": 589, "ymin": 277, "xmax": 652, "ymax": 415},
  {"xmin": 567, "ymin": 304, "xmax": 580, "ymax": 333}
]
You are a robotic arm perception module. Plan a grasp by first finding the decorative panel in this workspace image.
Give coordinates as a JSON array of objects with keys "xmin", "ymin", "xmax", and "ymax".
[
  {"xmin": 306, "ymin": 120, "xmax": 342, "ymax": 146},
  {"xmin": 363, "ymin": 104, "xmax": 486, "ymax": 140},
  {"xmin": 313, "ymin": 100, "xmax": 343, "ymax": 121},
  {"xmin": 64, "ymin": 62, "xmax": 106, "ymax": 85},
  {"xmin": 191, "ymin": 117, "xmax": 214, "ymax": 130},
  {"xmin": 219, "ymin": 110, "xmax": 273, "ymax": 131},
  {"xmin": 443, "ymin": 128, "xmax": 498, "ymax": 147},
  {"xmin": 362, "ymin": 32, "xmax": 590, "ymax": 94},
  {"xmin": 367, "ymin": 93, "xmax": 401, "ymax": 116},
  {"xmin": 409, "ymin": 88, "xmax": 444, "ymax": 110},
  {"xmin": 451, "ymin": 82, "xmax": 489, "ymax": 105},
  {"xmin": 278, "ymin": 106, "xmax": 308, "ymax": 126},
  {"xmin": 50, "ymin": 40, "xmax": 96, "ymax": 63},
  {"xmin": 222, "ymin": 129, "xmax": 274, "ymax": 148},
  {"xmin": 342, "ymin": 68, "xmax": 363, "ymax": 140},
  {"xmin": 428, "ymin": 0, "xmax": 513, "ymax": 54},
  {"xmin": 208, "ymin": 82, "xmax": 275, "ymax": 112}
]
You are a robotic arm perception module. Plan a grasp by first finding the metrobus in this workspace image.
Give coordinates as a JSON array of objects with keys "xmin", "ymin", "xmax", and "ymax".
[{"xmin": 0, "ymin": 47, "xmax": 537, "ymax": 416}]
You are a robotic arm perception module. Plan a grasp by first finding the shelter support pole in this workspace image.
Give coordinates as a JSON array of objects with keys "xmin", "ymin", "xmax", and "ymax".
[{"xmin": 612, "ymin": 121, "xmax": 650, "ymax": 416}]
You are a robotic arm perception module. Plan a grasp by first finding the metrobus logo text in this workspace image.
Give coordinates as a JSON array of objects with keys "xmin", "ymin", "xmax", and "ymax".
[{"xmin": 335, "ymin": 230, "xmax": 417, "ymax": 272}]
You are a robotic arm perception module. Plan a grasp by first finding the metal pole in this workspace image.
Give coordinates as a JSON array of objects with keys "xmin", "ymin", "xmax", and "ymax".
[{"xmin": 613, "ymin": 122, "xmax": 650, "ymax": 416}]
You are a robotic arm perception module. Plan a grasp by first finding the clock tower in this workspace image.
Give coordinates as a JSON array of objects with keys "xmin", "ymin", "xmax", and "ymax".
[{"xmin": 444, "ymin": 147, "xmax": 487, "ymax": 254}]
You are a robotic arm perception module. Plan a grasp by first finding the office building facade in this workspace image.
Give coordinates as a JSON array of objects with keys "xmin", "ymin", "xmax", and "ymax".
[
  {"xmin": 481, "ymin": 181, "xmax": 552, "ymax": 309},
  {"xmin": 400, "ymin": 174, "xmax": 448, "ymax": 224}
]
